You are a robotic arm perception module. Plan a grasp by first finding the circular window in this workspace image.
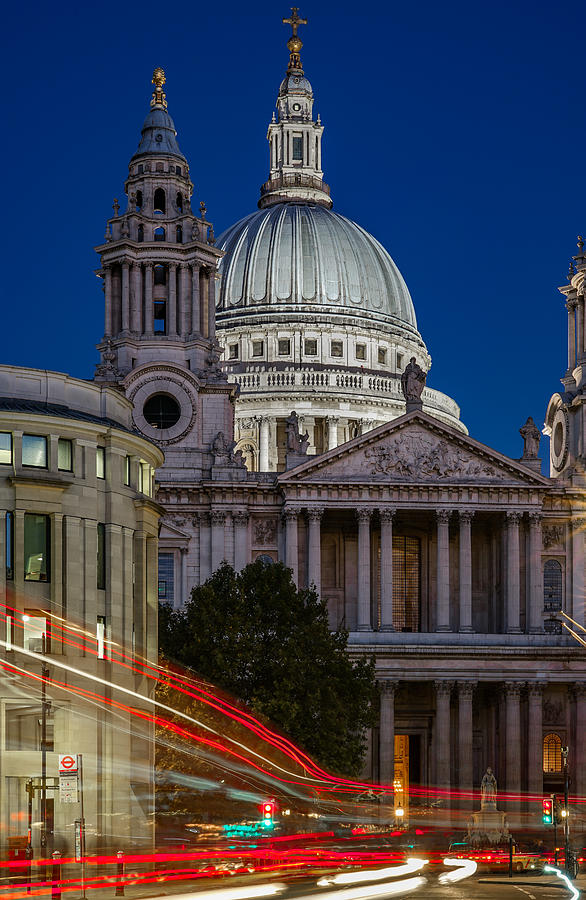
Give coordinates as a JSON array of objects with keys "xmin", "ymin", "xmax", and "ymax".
[
  {"xmin": 143, "ymin": 394, "xmax": 181, "ymax": 429},
  {"xmin": 553, "ymin": 421, "xmax": 563, "ymax": 456}
]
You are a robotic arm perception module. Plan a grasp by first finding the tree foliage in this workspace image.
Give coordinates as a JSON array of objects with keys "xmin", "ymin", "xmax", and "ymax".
[{"xmin": 159, "ymin": 560, "xmax": 378, "ymax": 777}]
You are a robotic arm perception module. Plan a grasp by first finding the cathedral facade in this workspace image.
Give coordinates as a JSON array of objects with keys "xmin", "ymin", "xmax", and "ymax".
[{"xmin": 90, "ymin": 12, "xmax": 585, "ymax": 827}]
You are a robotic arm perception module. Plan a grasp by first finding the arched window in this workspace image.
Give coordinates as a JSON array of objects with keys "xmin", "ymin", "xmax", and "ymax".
[
  {"xmin": 153, "ymin": 188, "xmax": 166, "ymax": 215},
  {"xmin": 154, "ymin": 226, "xmax": 165, "ymax": 242},
  {"xmin": 176, "ymin": 224, "xmax": 183, "ymax": 243},
  {"xmin": 176, "ymin": 192, "xmax": 183, "ymax": 213},
  {"xmin": 137, "ymin": 224, "xmax": 144, "ymax": 243},
  {"xmin": 544, "ymin": 560, "xmax": 563, "ymax": 611},
  {"xmin": 154, "ymin": 264, "xmax": 166, "ymax": 286},
  {"xmin": 135, "ymin": 190, "xmax": 143, "ymax": 211},
  {"xmin": 543, "ymin": 733, "xmax": 562, "ymax": 773}
]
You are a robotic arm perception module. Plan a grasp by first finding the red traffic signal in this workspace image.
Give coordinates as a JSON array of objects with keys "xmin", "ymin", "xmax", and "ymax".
[
  {"xmin": 542, "ymin": 798, "xmax": 553, "ymax": 825},
  {"xmin": 262, "ymin": 800, "xmax": 275, "ymax": 821}
]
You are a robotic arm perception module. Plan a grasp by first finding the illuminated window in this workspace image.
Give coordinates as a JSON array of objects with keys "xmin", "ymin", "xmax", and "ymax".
[
  {"xmin": 5, "ymin": 702, "xmax": 54, "ymax": 751},
  {"xmin": 229, "ymin": 344, "xmax": 239, "ymax": 360},
  {"xmin": 356, "ymin": 344, "xmax": 366, "ymax": 360},
  {"xmin": 544, "ymin": 560, "xmax": 563, "ymax": 611},
  {"xmin": 154, "ymin": 264, "xmax": 167, "ymax": 286},
  {"xmin": 154, "ymin": 188, "xmax": 166, "ymax": 214},
  {"xmin": 543, "ymin": 733, "xmax": 562, "ymax": 773},
  {"xmin": 252, "ymin": 340, "xmax": 264, "ymax": 358},
  {"xmin": 138, "ymin": 462, "xmax": 152, "ymax": 497},
  {"xmin": 392, "ymin": 535, "xmax": 420, "ymax": 632},
  {"xmin": 97, "ymin": 524, "xmax": 106, "ymax": 590},
  {"xmin": 154, "ymin": 301, "xmax": 167, "ymax": 333},
  {"xmin": 304, "ymin": 339, "xmax": 318, "ymax": 356},
  {"xmin": 0, "ymin": 432, "xmax": 12, "ymax": 464},
  {"xmin": 24, "ymin": 515, "xmax": 50, "ymax": 582},
  {"xmin": 378, "ymin": 348, "xmax": 387, "ymax": 365},
  {"xmin": 5, "ymin": 512, "xmax": 14, "ymax": 580},
  {"xmin": 22, "ymin": 613, "xmax": 49, "ymax": 653},
  {"xmin": 5, "ymin": 614, "xmax": 13, "ymax": 650},
  {"xmin": 22, "ymin": 434, "xmax": 47, "ymax": 468},
  {"xmin": 96, "ymin": 616, "xmax": 108, "ymax": 659},
  {"xmin": 330, "ymin": 340, "xmax": 343, "ymax": 358},
  {"xmin": 96, "ymin": 447, "xmax": 105, "ymax": 479},
  {"xmin": 57, "ymin": 438, "xmax": 73, "ymax": 472},
  {"xmin": 154, "ymin": 226, "xmax": 165, "ymax": 241},
  {"xmin": 278, "ymin": 339, "xmax": 291, "ymax": 356},
  {"xmin": 292, "ymin": 136, "xmax": 303, "ymax": 160}
]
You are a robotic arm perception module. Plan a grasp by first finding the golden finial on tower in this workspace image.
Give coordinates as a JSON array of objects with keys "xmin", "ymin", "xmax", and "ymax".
[
  {"xmin": 150, "ymin": 67, "xmax": 168, "ymax": 110},
  {"xmin": 283, "ymin": 7, "xmax": 307, "ymax": 73}
]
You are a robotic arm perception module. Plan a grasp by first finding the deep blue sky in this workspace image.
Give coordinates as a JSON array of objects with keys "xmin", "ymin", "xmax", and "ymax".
[{"xmin": 3, "ymin": 0, "xmax": 584, "ymax": 461}]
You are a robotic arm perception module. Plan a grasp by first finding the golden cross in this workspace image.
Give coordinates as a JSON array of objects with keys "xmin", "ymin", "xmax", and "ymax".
[{"xmin": 283, "ymin": 7, "xmax": 307, "ymax": 37}]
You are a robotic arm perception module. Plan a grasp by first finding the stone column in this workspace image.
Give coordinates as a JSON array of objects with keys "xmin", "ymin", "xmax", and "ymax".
[
  {"xmin": 198, "ymin": 512, "xmax": 211, "ymax": 583},
  {"xmin": 379, "ymin": 680, "xmax": 397, "ymax": 787},
  {"xmin": 168, "ymin": 262, "xmax": 177, "ymax": 337},
  {"xmin": 307, "ymin": 507, "xmax": 323, "ymax": 593},
  {"xmin": 326, "ymin": 416, "xmax": 339, "ymax": 451},
  {"xmin": 436, "ymin": 510, "xmax": 451, "ymax": 632},
  {"xmin": 208, "ymin": 271, "xmax": 216, "ymax": 340},
  {"xmin": 179, "ymin": 263, "xmax": 189, "ymax": 338},
  {"xmin": 258, "ymin": 417, "xmax": 270, "ymax": 471},
  {"xmin": 179, "ymin": 548, "xmax": 187, "ymax": 610},
  {"xmin": 577, "ymin": 298, "xmax": 585, "ymax": 361},
  {"xmin": 457, "ymin": 681, "xmax": 475, "ymax": 803},
  {"xmin": 284, "ymin": 508, "xmax": 299, "ymax": 584},
  {"xmin": 380, "ymin": 508, "xmax": 395, "ymax": 631},
  {"xmin": 63, "ymin": 516, "xmax": 82, "ymax": 655},
  {"xmin": 528, "ymin": 512, "xmax": 543, "ymax": 633},
  {"xmin": 527, "ymin": 682, "xmax": 544, "ymax": 798},
  {"xmin": 233, "ymin": 511, "xmax": 249, "ymax": 572},
  {"xmin": 567, "ymin": 300, "xmax": 577, "ymax": 371},
  {"xmin": 506, "ymin": 512, "xmax": 522, "ymax": 633},
  {"xmin": 200, "ymin": 269, "xmax": 209, "ymax": 337},
  {"xmin": 130, "ymin": 263, "xmax": 141, "ymax": 333},
  {"xmin": 121, "ymin": 261, "xmax": 130, "ymax": 333},
  {"xmin": 458, "ymin": 510, "xmax": 474, "ymax": 632},
  {"xmin": 356, "ymin": 507, "xmax": 372, "ymax": 631},
  {"xmin": 190, "ymin": 263, "xmax": 200, "ymax": 336},
  {"xmin": 434, "ymin": 681, "xmax": 453, "ymax": 791},
  {"xmin": 211, "ymin": 510, "xmax": 226, "ymax": 572},
  {"xmin": 505, "ymin": 682, "xmax": 522, "ymax": 802},
  {"xmin": 571, "ymin": 517, "xmax": 585, "ymax": 627},
  {"xmin": 144, "ymin": 263, "xmax": 154, "ymax": 335},
  {"xmin": 103, "ymin": 264, "xmax": 113, "ymax": 336},
  {"xmin": 573, "ymin": 683, "xmax": 586, "ymax": 799}
]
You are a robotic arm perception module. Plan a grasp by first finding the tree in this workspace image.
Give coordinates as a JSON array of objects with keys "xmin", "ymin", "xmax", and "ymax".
[{"xmin": 159, "ymin": 560, "xmax": 378, "ymax": 777}]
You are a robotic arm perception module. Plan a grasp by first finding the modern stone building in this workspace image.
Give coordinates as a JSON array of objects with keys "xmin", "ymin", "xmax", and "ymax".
[{"xmin": 0, "ymin": 367, "xmax": 163, "ymax": 855}]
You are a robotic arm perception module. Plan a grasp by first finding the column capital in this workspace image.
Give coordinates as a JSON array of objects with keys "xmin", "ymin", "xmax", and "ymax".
[
  {"xmin": 378, "ymin": 679, "xmax": 399, "ymax": 695},
  {"xmin": 571, "ymin": 515, "xmax": 586, "ymax": 530},
  {"xmin": 436, "ymin": 509, "xmax": 451, "ymax": 525},
  {"xmin": 572, "ymin": 682, "xmax": 586, "ymax": 699},
  {"xmin": 434, "ymin": 680, "xmax": 454, "ymax": 697},
  {"xmin": 527, "ymin": 681, "xmax": 545, "ymax": 697},
  {"xmin": 121, "ymin": 259, "xmax": 130, "ymax": 270},
  {"xmin": 459, "ymin": 509, "xmax": 475, "ymax": 525},
  {"xmin": 167, "ymin": 260, "xmax": 178, "ymax": 270},
  {"xmin": 506, "ymin": 510, "xmax": 523, "ymax": 525},
  {"xmin": 356, "ymin": 506, "xmax": 373, "ymax": 524},
  {"xmin": 504, "ymin": 680, "xmax": 523, "ymax": 698},
  {"xmin": 282, "ymin": 507, "xmax": 299, "ymax": 522},
  {"xmin": 379, "ymin": 507, "xmax": 396, "ymax": 524},
  {"xmin": 233, "ymin": 510, "xmax": 249, "ymax": 527},
  {"xmin": 210, "ymin": 509, "xmax": 226, "ymax": 526},
  {"xmin": 306, "ymin": 506, "xmax": 324, "ymax": 522},
  {"xmin": 193, "ymin": 510, "xmax": 210, "ymax": 527},
  {"xmin": 457, "ymin": 680, "xmax": 477, "ymax": 697},
  {"xmin": 528, "ymin": 511, "xmax": 543, "ymax": 526},
  {"xmin": 326, "ymin": 415, "xmax": 340, "ymax": 425}
]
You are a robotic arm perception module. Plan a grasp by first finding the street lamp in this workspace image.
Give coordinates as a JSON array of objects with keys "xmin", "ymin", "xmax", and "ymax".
[{"xmin": 395, "ymin": 805, "xmax": 405, "ymax": 827}]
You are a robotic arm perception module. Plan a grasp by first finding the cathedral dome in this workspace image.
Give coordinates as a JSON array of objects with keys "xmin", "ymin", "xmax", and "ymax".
[{"xmin": 216, "ymin": 202, "xmax": 420, "ymax": 338}]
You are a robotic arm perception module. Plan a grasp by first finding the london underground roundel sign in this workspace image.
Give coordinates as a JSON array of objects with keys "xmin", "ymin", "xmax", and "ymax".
[{"xmin": 59, "ymin": 754, "xmax": 77, "ymax": 773}]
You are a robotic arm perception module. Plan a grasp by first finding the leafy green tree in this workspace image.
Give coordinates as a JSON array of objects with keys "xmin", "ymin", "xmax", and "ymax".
[{"xmin": 159, "ymin": 559, "xmax": 378, "ymax": 777}]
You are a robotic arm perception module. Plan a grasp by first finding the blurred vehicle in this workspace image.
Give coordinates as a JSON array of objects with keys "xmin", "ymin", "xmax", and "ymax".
[{"xmin": 448, "ymin": 840, "xmax": 537, "ymax": 873}]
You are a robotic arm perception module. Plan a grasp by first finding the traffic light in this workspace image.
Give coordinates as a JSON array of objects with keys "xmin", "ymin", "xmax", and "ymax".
[
  {"xmin": 542, "ymin": 798, "xmax": 553, "ymax": 825},
  {"xmin": 261, "ymin": 800, "xmax": 275, "ymax": 825}
]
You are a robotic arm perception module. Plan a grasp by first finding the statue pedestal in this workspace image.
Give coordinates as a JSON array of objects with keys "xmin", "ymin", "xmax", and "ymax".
[
  {"xmin": 286, "ymin": 452, "xmax": 308, "ymax": 470},
  {"xmin": 467, "ymin": 804, "xmax": 510, "ymax": 846},
  {"xmin": 405, "ymin": 399, "xmax": 423, "ymax": 414}
]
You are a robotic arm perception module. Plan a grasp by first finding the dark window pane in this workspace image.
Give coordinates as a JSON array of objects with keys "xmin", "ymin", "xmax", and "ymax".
[
  {"xmin": 154, "ymin": 188, "xmax": 166, "ymax": 214},
  {"xmin": 154, "ymin": 301, "xmax": 167, "ymax": 333},
  {"xmin": 391, "ymin": 535, "xmax": 420, "ymax": 632},
  {"xmin": 544, "ymin": 559, "xmax": 563, "ymax": 611},
  {"xmin": 154, "ymin": 227, "xmax": 165, "ymax": 242},
  {"xmin": 6, "ymin": 512, "xmax": 14, "ymax": 580},
  {"xmin": 143, "ymin": 394, "xmax": 181, "ymax": 429},
  {"xmin": 24, "ymin": 514, "xmax": 50, "ymax": 582},
  {"xmin": 137, "ymin": 224, "xmax": 144, "ymax": 242},
  {"xmin": 97, "ymin": 523, "xmax": 106, "ymax": 590},
  {"xmin": 292, "ymin": 136, "xmax": 303, "ymax": 160},
  {"xmin": 158, "ymin": 553, "xmax": 174, "ymax": 604},
  {"xmin": 154, "ymin": 264, "xmax": 167, "ymax": 285}
]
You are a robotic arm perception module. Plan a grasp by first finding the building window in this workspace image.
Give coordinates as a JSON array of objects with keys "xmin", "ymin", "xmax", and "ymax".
[
  {"xmin": 97, "ymin": 523, "xmax": 106, "ymax": 590},
  {"xmin": 124, "ymin": 455, "xmax": 131, "ymax": 486},
  {"xmin": 154, "ymin": 188, "xmax": 166, "ymax": 214},
  {"xmin": 397, "ymin": 352, "xmax": 404, "ymax": 370},
  {"xmin": 356, "ymin": 343, "xmax": 366, "ymax": 361},
  {"xmin": 154, "ymin": 226, "xmax": 165, "ymax": 241},
  {"xmin": 143, "ymin": 394, "xmax": 181, "ymax": 429},
  {"xmin": 544, "ymin": 560, "xmax": 563, "ymax": 611},
  {"xmin": 292, "ymin": 136, "xmax": 303, "ymax": 161},
  {"xmin": 175, "ymin": 166, "xmax": 182, "ymax": 176},
  {"xmin": 5, "ymin": 613, "xmax": 13, "ymax": 650},
  {"xmin": 6, "ymin": 512, "xmax": 14, "ymax": 580},
  {"xmin": 156, "ymin": 162, "xmax": 164, "ymax": 173},
  {"xmin": 138, "ymin": 461, "xmax": 152, "ymax": 497},
  {"xmin": 137, "ymin": 224, "xmax": 144, "ymax": 242},
  {"xmin": 22, "ymin": 435, "xmax": 47, "ymax": 468},
  {"xmin": 57, "ymin": 438, "xmax": 73, "ymax": 472},
  {"xmin": 137, "ymin": 164, "xmax": 144, "ymax": 175},
  {"xmin": 252, "ymin": 340, "xmax": 264, "ymax": 358},
  {"xmin": 5, "ymin": 702, "xmax": 54, "ymax": 751},
  {"xmin": 24, "ymin": 515, "xmax": 50, "ymax": 582},
  {"xmin": 154, "ymin": 300, "xmax": 167, "ymax": 333},
  {"xmin": 378, "ymin": 347, "xmax": 387, "ymax": 365},
  {"xmin": 330, "ymin": 340, "xmax": 343, "ymax": 358},
  {"xmin": 22, "ymin": 613, "xmax": 49, "ymax": 653},
  {"xmin": 176, "ymin": 224, "xmax": 183, "ymax": 243},
  {"xmin": 304, "ymin": 339, "xmax": 318, "ymax": 356},
  {"xmin": 278, "ymin": 338, "xmax": 291, "ymax": 356},
  {"xmin": 392, "ymin": 535, "xmax": 420, "ymax": 632},
  {"xmin": 96, "ymin": 447, "xmax": 105, "ymax": 479},
  {"xmin": 543, "ymin": 732, "xmax": 563, "ymax": 773},
  {"xmin": 136, "ymin": 190, "xmax": 143, "ymax": 210},
  {"xmin": 154, "ymin": 264, "xmax": 167, "ymax": 286},
  {"xmin": 229, "ymin": 343, "xmax": 239, "ymax": 360},
  {"xmin": 176, "ymin": 192, "xmax": 183, "ymax": 212},
  {"xmin": 96, "ymin": 616, "xmax": 108, "ymax": 659},
  {"xmin": 158, "ymin": 552, "xmax": 175, "ymax": 604},
  {"xmin": 0, "ymin": 432, "xmax": 12, "ymax": 464}
]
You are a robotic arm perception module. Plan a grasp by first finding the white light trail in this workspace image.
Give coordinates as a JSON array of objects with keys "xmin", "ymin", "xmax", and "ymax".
[
  {"xmin": 317, "ymin": 859, "xmax": 427, "ymax": 886},
  {"xmin": 168, "ymin": 885, "xmax": 287, "ymax": 900},
  {"xmin": 306, "ymin": 877, "xmax": 426, "ymax": 900},
  {"xmin": 544, "ymin": 865, "xmax": 580, "ymax": 900},
  {"xmin": 439, "ymin": 857, "xmax": 478, "ymax": 884}
]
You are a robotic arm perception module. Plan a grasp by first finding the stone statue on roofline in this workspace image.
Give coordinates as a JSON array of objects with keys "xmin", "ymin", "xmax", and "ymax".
[
  {"xmin": 285, "ymin": 411, "xmax": 309, "ymax": 455},
  {"xmin": 519, "ymin": 416, "xmax": 541, "ymax": 459},
  {"xmin": 401, "ymin": 357, "xmax": 426, "ymax": 412}
]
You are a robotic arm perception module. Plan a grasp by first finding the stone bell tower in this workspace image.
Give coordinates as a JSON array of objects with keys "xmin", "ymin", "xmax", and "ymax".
[
  {"xmin": 544, "ymin": 234, "xmax": 586, "ymax": 482},
  {"xmin": 94, "ymin": 68, "xmax": 237, "ymax": 479}
]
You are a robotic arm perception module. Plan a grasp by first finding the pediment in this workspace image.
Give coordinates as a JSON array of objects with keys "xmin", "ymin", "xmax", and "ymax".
[
  {"xmin": 159, "ymin": 516, "xmax": 192, "ymax": 540},
  {"xmin": 279, "ymin": 412, "xmax": 551, "ymax": 487}
]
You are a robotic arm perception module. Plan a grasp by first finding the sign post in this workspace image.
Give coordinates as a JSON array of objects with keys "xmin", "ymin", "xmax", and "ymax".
[{"xmin": 59, "ymin": 754, "xmax": 85, "ymax": 898}]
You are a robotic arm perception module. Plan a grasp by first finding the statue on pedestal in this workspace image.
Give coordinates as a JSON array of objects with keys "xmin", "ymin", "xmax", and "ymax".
[
  {"xmin": 519, "ymin": 416, "xmax": 541, "ymax": 459},
  {"xmin": 480, "ymin": 767, "xmax": 497, "ymax": 809},
  {"xmin": 400, "ymin": 357, "xmax": 426, "ymax": 412},
  {"xmin": 285, "ymin": 411, "xmax": 309, "ymax": 455},
  {"xmin": 467, "ymin": 766, "xmax": 510, "ymax": 846}
]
